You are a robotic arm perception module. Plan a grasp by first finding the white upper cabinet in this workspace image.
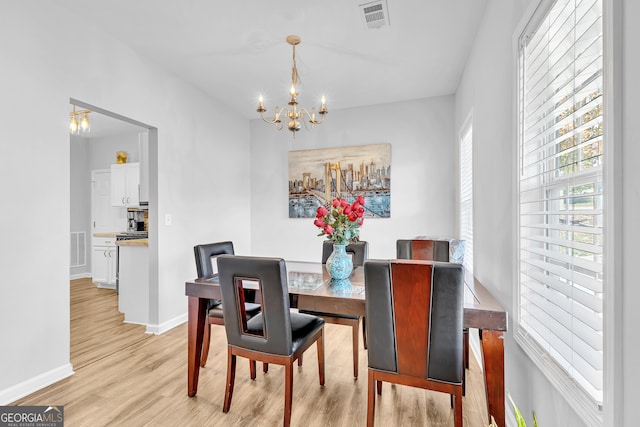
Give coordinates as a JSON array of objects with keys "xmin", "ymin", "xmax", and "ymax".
[{"xmin": 111, "ymin": 162, "xmax": 140, "ymax": 207}]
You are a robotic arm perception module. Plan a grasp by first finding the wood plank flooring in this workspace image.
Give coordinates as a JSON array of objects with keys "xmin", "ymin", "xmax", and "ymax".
[{"xmin": 13, "ymin": 278, "xmax": 489, "ymax": 426}]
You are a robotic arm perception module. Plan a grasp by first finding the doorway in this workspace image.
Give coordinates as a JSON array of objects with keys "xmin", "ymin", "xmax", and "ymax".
[{"xmin": 69, "ymin": 99, "xmax": 158, "ymax": 365}]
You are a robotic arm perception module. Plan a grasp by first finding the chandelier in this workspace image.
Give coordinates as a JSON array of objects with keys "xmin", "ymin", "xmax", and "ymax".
[
  {"xmin": 257, "ymin": 35, "xmax": 327, "ymax": 136},
  {"xmin": 70, "ymin": 105, "xmax": 91, "ymax": 134}
]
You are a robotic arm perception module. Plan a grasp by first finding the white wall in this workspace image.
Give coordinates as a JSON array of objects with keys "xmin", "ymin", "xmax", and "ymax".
[
  {"xmin": 0, "ymin": 2, "xmax": 251, "ymax": 403},
  {"xmin": 70, "ymin": 135, "xmax": 91, "ymax": 278},
  {"xmin": 455, "ymin": 0, "xmax": 637, "ymax": 426},
  {"xmin": 89, "ymin": 131, "xmax": 141, "ymax": 170},
  {"xmin": 250, "ymin": 96, "xmax": 457, "ymax": 262},
  {"xmin": 621, "ymin": 0, "xmax": 640, "ymax": 424}
]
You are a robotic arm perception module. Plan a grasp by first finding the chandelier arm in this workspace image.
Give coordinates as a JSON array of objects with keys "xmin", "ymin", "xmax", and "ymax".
[
  {"xmin": 300, "ymin": 113, "xmax": 313, "ymax": 132},
  {"xmin": 259, "ymin": 106, "xmax": 288, "ymax": 124},
  {"xmin": 312, "ymin": 115, "xmax": 326, "ymax": 125},
  {"xmin": 259, "ymin": 107, "xmax": 293, "ymax": 132},
  {"xmin": 259, "ymin": 113, "xmax": 280, "ymax": 125},
  {"xmin": 70, "ymin": 109, "xmax": 91, "ymax": 118},
  {"xmin": 298, "ymin": 107, "xmax": 326, "ymax": 126}
]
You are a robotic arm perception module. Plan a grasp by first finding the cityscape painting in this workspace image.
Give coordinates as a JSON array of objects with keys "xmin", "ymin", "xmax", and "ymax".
[{"xmin": 288, "ymin": 143, "xmax": 391, "ymax": 218}]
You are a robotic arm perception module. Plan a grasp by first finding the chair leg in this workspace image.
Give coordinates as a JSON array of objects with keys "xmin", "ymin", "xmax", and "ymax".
[
  {"xmin": 362, "ymin": 316, "xmax": 367, "ymax": 350},
  {"xmin": 464, "ymin": 328, "xmax": 470, "ymax": 369},
  {"xmin": 297, "ymin": 354, "xmax": 303, "ymax": 367},
  {"xmin": 376, "ymin": 380, "xmax": 382, "ymax": 395},
  {"xmin": 200, "ymin": 323, "xmax": 211, "ymax": 367},
  {"xmin": 263, "ymin": 363, "xmax": 269, "ymax": 373},
  {"xmin": 463, "ymin": 328, "xmax": 469, "ymax": 396},
  {"xmin": 317, "ymin": 329, "xmax": 325, "ymax": 386},
  {"xmin": 454, "ymin": 390, "xmax": 463, "ymax": 427},
  {"xmin": 352, "ymin": 321, "xmax": 359, "ymax": 378},
  {"xmin": 250, "ymin": 359, "xmax": 256, "ymax": 380},
  {"xmin": 284, "ymin": 361, "xmax": 294, "ymax": 427},
  {"xmin": 223, "ymin": 348, "xmax": 236, "ymax": 413},
  {"xmin": 367, "ymin": 369, "xmax": 376, "ymax": 427},
  {"xmin": 462, "ymin": 361, "xmax": 466, "ymax": 396}
]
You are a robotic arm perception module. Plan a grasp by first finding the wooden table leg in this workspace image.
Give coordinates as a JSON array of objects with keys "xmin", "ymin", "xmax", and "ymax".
[
  {"xmin": 188, "ymin": 296, "xmax": 208, "ymax": 397},
  {"xmin": 479, "ymin": 329, "xmax": 505, "ymax": 427}
]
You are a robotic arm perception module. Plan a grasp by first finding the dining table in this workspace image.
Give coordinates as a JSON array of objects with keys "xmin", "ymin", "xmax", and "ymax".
[{"xmin": 185, "ymin": 260, "xmax": 508, "ymax": 427}]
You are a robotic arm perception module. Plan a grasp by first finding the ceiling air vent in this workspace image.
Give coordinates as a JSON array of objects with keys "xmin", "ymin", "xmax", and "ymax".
[{"xmin": 358, "ymin": 0, "xmax": 390, "ymax": 29}]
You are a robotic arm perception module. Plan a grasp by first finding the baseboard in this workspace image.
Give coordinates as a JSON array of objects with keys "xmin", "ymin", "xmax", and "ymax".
[
  {"xmin": 69, "ymin": 272, "xmax": 91, "ymax": 280},
  {"xmin": 145, "ymin": 313, "xmax": 187, "ymax": 335},
  {"xmin": 0, "ymin": 363, "xmax": 74, "ymax": 405}
]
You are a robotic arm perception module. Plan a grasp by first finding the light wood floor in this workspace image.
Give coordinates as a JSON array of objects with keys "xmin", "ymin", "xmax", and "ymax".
[{"xmin": 14, "ymin": 278, "xmax": 489, "ymax": 426}]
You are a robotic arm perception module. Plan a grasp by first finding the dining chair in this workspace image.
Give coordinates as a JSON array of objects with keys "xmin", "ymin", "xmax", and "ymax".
[
  {"xmin": 193, "ymin": 241, "xmax": 261, "ymax": 370},
  {"xmin": 396, "ymin": 238, "xmax": 470, "ymax": 394},
  {"xmin": 298, "ymin": 240, "xmax": 368, "ymax": 378},
  {"xmin": 364, "ymin": 259, "xmax": 465, "ymax": 427},
  {"xmin": 217, "ymin": 255, "xmax": 325, "ymax": 427}
]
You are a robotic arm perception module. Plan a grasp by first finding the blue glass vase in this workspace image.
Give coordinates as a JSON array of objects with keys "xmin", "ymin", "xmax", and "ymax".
[{"xmin": 326, "ymin": 244, "xmax": 353, "ymax": 281}]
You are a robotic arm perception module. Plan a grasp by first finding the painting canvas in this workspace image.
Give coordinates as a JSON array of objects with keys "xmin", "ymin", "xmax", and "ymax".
[{"xmin": 288, "ymin": 143, "xmax": 391, "ymax": 218}]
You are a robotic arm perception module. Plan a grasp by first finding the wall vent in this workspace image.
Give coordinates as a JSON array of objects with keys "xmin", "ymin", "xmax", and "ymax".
[
  {"xmin": 70, "ymin": 231, "xmax": 87, "ymax": 268},
  {"xmin": 358, "ymin": 0, "xmax": 390, "ymax": 29}
]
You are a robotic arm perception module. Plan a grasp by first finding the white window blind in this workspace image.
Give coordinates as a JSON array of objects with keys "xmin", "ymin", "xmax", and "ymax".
[
  {"xmin": 460, "ymin": 124, "xmax": 473, "ymax": 274},
  {"xmin": 518, "ymin": 0, "xmax": 603, "ymax": 408}
]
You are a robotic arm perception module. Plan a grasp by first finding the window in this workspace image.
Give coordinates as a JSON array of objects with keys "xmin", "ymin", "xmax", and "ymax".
[
  {"xmin": 459, "ymin": 119, "xmax": 473, "ymax": 274},
  {"xmin": 516, "ymin": 0, "xmax": 604, "ymax": 423}
]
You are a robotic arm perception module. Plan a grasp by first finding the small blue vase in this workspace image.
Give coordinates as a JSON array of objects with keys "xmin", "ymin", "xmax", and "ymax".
[{"xmin": 326, "ymin": 244, "xmax": 353, "ymax": 281}]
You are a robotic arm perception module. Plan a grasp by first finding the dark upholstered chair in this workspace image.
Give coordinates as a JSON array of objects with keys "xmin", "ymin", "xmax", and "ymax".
[
  {"xmin": 397, "ymin": 238, "xmax": 451, "ymax": 261},
  {"xmin": 217, "ymin": 255, "xmax": 325, "ymax": 427},
  {"xmin": 364, "ymin": 260, "xmax": 465, "ymax": 427},
  {"xmin": 396, "ymin": 238, "xmax": 465, "ymax": 263},
  {"xmin": 298, "ymin": 240, "xmax": 368, "ymax": 378},
  {"xmin": 396, "ymin": 238, "xmax": 470, "ymax": 394},
  {"xmin": 193, "ymin": 242, "xmax": 261, "ymax": 369}
]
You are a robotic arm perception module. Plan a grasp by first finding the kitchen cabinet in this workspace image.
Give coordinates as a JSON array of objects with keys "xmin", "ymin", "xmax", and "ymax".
[
  {"xmin": 117, "ymin": 243, "xmax": 149, "ymax": 325},
  {"xmin": 111, "ymin": 162, "xmax": 140, "ymax": 207},
  {"xmin": 92, "ymin": 236, "xmax": 117, "ymax": 288}
]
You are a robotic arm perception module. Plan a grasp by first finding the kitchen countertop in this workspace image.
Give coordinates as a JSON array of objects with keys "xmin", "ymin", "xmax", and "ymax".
[
  {"xmin": 93, "ymin": 231, "xmax": 122, "ymax": 238},
  {"xmin": 116, "ymin": 239, "xmax": 148, "ymax": 247}
]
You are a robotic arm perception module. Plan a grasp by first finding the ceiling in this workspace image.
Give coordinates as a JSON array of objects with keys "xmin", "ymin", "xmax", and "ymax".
[{"xmin": 63, "ymin": 0, "xmax": 487, "ymax": 121}]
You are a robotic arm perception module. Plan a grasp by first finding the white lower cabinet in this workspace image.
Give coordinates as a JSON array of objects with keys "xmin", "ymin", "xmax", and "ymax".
[
  {"xmin": 117, "ymin": 244, "xmax": 149, "ymax": 325},
  {"xmin": 92, "ymin": 237, "xmax": 117, "ymax": 288}
]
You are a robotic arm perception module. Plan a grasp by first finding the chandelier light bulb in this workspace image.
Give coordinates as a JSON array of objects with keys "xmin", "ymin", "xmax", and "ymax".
[
  {"xmin": 70, "ymin": 116, "xmax": 79, "ymax": 133},
  {"xmin": 80, "ymin": 113, "xmax": 90, "ymax": 132}
]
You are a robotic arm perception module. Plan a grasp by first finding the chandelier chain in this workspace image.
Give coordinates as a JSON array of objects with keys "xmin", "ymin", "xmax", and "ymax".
[{"xmin": 291, "ymin": 45, "xmax": 300, "ymax": 88}]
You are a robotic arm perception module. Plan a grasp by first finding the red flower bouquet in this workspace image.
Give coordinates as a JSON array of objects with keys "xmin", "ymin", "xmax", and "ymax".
[{"xmin": 314, "ymin": 196, "xmax": 365, "ymax": 245}]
